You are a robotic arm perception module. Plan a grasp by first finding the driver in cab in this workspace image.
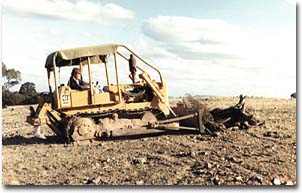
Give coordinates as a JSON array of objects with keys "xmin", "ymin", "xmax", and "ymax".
[{"xmin": 68, "ymin": 68, "xmax": 89, "ymax": 91}]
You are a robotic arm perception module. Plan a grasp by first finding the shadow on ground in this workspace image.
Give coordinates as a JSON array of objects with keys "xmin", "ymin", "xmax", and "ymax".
[
  {"xmin": 2, "ymin": 129, "xmax": 204, "ymax": 146},
  {"xmin": 2, "ymin": 135, "xmax": 65, "ymax": 145}
]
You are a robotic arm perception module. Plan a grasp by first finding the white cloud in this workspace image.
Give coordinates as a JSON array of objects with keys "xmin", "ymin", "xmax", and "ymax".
[
  {"xmin": 143, "ymin": 16, "xmax": 255, "ymax": 61},
  {"xmin": 49, "ymin": 28, "xmax": 59, "ymax": 35},
  {"xmin": 80, "ymin": 31, "xmax": 92, "ymax": 38},
  {"xmin": 143, "ymin": 16, "xmax": 230, "ymax": 44},
  {"xmin": 284, "ymin": 0, "xmax": 297, "ymax": 5},
  {"xmin": 142, "ymin": 16, "xmax": 295, "ymax": 68},
  {"xmin": 141, "ymin": 16, "xmax": 296, "ymax": 98},
  {"xmin": 3, "ymin": 0, "xmax": 135, "ymax": 23}
]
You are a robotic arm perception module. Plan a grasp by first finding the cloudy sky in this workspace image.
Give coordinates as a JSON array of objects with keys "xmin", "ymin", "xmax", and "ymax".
[{"xmin": 1, "ymin": 0, "xmax": 296, "ymax": 98}]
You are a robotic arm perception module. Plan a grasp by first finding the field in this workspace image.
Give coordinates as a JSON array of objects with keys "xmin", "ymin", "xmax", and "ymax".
[{"xmin": 1, "ymin": 97, "xmax": 296, "ymax": 185}]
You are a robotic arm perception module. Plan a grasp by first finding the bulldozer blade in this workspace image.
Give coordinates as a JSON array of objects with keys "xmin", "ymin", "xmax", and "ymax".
[
  {"xmin": 170, "ymin": 106, "xmax": 205, "ymax": 134},
  {"xmin": 158, "ymin": 113, "xmax": 198, "ymax": 124},
  {"xmin": 107, "ymin": 127, "xmax": 173, "ymax": 137},
  {"xmin": 197, "ymin": 109, "xmax": 205, "ymax": 133},
  {"xmin": 150, "ymin": 110, "xmax": 205, "ymax": 133},
  {"xmin": 164, "ymin": 102, "xmax": 177, "ymax": 117},
  {"xmin": 29, "ymin": 106, "xmax": 35, "ymax": 117}
]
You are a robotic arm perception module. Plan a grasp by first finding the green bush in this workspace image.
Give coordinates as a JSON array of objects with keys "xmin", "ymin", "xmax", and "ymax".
[
  {"xmin": 2, "ymin": 88, "xmax": 14, "ymax": 107},
  {"xmin": 2, "ymin": 88, "xmax": 38, "ymax": 107}
]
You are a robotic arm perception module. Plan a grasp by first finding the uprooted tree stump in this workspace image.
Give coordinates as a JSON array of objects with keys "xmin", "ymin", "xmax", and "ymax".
[{"xmin": 181, "ymin": 94, "xmax": 262, "ymax": 134}]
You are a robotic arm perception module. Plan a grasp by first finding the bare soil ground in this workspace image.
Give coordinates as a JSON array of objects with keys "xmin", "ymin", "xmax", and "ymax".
[{"xmin": 2, "ymin": 97, "xmax": 296, "ymax": 185}]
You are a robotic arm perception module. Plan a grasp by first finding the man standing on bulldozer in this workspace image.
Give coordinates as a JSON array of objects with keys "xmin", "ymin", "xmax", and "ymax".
[{"xmin": 128, "ymin": 54, "xmax": 137, "ymax": 84}]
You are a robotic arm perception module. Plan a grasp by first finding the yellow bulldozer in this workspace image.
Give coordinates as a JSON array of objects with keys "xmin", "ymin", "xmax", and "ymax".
[{"xmin": 27, "ymin": 44, "xmax": 204, "ymax": 142}]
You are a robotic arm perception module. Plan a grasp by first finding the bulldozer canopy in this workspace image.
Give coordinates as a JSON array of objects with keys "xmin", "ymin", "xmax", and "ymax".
[{"xmin": 45, "ymin": 44, "xmax": 120, "ymax": 70}]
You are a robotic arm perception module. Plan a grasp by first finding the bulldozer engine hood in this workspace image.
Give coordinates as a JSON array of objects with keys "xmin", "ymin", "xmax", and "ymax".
[{"xmin": 45, "ymin": 43, "xmax": 120, "ymax": 70}]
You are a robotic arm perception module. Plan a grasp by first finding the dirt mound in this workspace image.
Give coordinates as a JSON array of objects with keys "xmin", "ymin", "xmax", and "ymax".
[{"xmin": 180, "ymin": 95, "xmax": 261, "ymax": 134}]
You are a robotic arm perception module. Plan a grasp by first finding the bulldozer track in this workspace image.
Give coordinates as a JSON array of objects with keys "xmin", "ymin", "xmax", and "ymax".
[{"xmin": 63, "ymin": 108, "xmax": 165, "ymax": 143}]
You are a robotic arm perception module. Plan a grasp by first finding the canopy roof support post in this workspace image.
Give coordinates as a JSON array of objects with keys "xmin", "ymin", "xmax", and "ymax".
[
  {"xmin": 87, "ymin": 57, "xmax": 94, "ymax": 104},
  {"xmin": 52, "ymin": 52, "xmax": 60, "ymax": 108},
  {"xmin": 104, "ymin": 61, "xmax": 110, "ymax": 86},
  {"xmin": 79, "ymin": 61, "xmax": 83, "ymax": 73},
  {"xmin": 47, "ymin": 70, "xmax": 52, "ymax": 94},
  {"xmin": 113, "ymin": 52, "xmax": 122, "ymax": 102}
]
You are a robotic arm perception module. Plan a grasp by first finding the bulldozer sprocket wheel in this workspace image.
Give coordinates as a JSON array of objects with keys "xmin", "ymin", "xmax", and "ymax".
[{"xmin": 68, "ymin": 117, "xmax": 97, "ymax": 142}]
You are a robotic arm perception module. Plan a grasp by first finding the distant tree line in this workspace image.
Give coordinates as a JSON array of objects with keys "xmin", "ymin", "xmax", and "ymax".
[{"xmin": 2, "ymin": 62, "xmax": 38, "ymax": 107}]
